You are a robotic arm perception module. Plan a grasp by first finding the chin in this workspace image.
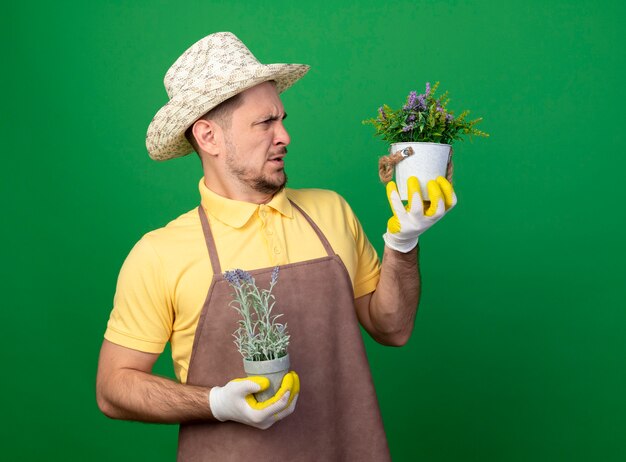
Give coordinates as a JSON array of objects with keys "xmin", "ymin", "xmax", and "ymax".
[{"xmin": 253, "ymin": 172, "xmax": 288, "ymax": 195}]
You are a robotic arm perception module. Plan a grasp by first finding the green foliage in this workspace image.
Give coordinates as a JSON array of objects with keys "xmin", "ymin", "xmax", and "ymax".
[
  {"xmin": 224, "ymin": 267, "xmax": 289, "ymax": 361},
  {"xmin": 363, "ymin": 82, "xmax": 489, "ymax": 145}
]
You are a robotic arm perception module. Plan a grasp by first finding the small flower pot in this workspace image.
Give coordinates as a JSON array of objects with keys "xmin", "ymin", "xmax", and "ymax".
[
  {"xmin": 392, "ymin": 142, "xmax": 451, "ymax": 201},
  {"xmin": 243, "ymin": 354, "xmax": 290, "ymax": 402}
]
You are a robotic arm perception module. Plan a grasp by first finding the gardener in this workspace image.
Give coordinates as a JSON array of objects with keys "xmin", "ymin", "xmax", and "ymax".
[{"xmin": 96, "ymin": 32, "xmax": 456, "ymax": 461}]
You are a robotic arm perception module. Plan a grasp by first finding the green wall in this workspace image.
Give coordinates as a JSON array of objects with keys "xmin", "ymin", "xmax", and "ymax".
[{"xmin": 3, "ymin": 1, "xmax": 625, "ymax": 460}]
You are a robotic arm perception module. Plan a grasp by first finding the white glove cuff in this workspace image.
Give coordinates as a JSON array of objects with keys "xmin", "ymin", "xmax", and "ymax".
[
  {"xmin": 383, "ymin": 232, "xmax": 419, "ymax": 253},
  {"xmin": 208, "ymin": 386, "xmax": 226, "ymax": 422}
]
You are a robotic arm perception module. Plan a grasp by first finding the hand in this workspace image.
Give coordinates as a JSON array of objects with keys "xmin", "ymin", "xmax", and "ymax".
[
  {"xmin": 383, "ymin": 176, "xmax": 457, "ymax": 253},
  {"xmin": 209, "ymin": 371, "xmax": 300, "ymax": 430}
]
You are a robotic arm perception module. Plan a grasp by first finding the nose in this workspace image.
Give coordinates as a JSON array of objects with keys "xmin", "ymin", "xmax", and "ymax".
[{"xmin": 274, "ymin": 120, "xmax": 290, "ymax": 147}]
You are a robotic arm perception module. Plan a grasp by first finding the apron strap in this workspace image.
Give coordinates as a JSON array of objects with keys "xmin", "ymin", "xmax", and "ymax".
[
  {"xmin": 197, "ymin": 205, "xmax": 222, "ymax": 274},
  {"xmin": 289, "ymin": 200, "xmax": 335, "ymax": 257},
  {"xmin": 197, "ymin": 199, "xmax": 337, "ymax": 274}
]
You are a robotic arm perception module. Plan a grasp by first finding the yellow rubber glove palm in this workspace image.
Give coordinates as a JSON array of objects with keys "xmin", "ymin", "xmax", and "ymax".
[
  {"xmin": 209, "ymin": 371, "xmax": 300, "ymax": 430},
  {"xmin": 383, "ymin": 176, "xmax": 457, "ymax": 253}
]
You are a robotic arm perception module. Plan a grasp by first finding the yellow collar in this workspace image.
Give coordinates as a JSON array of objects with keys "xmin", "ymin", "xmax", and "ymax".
[{"xmin": 198, "ymin": 178, "xmax": 294, "ymax": 229}]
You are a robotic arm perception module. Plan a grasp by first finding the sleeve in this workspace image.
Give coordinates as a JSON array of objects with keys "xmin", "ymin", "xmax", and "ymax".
[
  {"xmin": 339, "ymin": 195, "xmax": 381, "ymax": 299},
  {"xmin": 104, "ymin": 236, "xmax": 174, "ymax": 353}
]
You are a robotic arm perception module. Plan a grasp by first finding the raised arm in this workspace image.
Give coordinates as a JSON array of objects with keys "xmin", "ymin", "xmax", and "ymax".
[
  {"xmin": 355, "ymin": 176, "xmax": 456, "ymax": 346},
  {"xmin": 355, "ymin": 244, "xmax": 420, "ymax": 346}
]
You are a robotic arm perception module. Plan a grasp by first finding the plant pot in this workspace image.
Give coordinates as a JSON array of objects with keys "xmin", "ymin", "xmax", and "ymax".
[
  {"xmin": 391, "ymin": 142, "xmax": 451, "ymax": 201},
  {"xmin": 243, "ymin": 354, "xmax": 290, "ymax": 402}
]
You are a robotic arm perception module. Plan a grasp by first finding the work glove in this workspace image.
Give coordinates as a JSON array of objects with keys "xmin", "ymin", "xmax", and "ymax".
[
  {"xmin": 383, "ymin": 176, "xmax": 457, "ymax": 253},
  {"xmin": 209, "ymin": 371, "xmax": 300, "ymax": 430}
]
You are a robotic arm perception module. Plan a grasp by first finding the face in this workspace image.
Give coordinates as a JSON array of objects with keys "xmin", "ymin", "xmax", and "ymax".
[{"xmin": 221, "ymin": 81, "xmax": 291, "ymax": 197}]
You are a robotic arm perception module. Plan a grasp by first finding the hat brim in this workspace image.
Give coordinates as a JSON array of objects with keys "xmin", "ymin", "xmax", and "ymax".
[{"xmin": 146, "ymin": 63, "xmax": 310, "ymax": 161}]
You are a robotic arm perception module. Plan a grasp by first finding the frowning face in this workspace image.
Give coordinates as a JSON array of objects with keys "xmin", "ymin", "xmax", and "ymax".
[{"xmin": 221, "ymin": 81, "xmax": 291, "ymax": 199}]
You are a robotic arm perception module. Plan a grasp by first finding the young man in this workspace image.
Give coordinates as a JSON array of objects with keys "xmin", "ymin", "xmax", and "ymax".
[{"xmin": 97, "ymin": 32, "xmax": 456, "ymax": 461}]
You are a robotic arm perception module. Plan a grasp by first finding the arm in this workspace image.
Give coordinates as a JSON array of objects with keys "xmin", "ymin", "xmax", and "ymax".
[
  {"xmin": 96, "ymin": 339, "xmax": 215, "ymax": 423},
  {"xmin": 356, "ymin": 175, "xmax": 456, "ymax": 346},
  {"xmin": 355, "ymin": 245, "xmax": 420, "ymax": 346},
  {"xmin": 96, "ymin": 340, "xmax": 299, "ymax": 428}
]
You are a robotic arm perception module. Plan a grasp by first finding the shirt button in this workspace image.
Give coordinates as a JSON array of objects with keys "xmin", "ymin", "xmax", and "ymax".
[
  {"xmin": 266, "ymin": 228, "xmax": 274, "ymax": 235},
  {"xmin": 273, "ymin": 246, "xmax": 280, "ymax": 254}
]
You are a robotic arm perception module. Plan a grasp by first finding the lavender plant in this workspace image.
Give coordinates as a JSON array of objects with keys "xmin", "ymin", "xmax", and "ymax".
[
  {"xmin": 363, "ymin": 81, "xmax": 489, "ymax": 145},
  {"xmin": 223, "ymin": 267, "xmax": 290, "ymax": 361}
]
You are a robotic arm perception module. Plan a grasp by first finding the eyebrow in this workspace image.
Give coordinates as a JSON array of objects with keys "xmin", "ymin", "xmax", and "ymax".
[{"xmin": 261, "ymin": 113, "xmax": 288, "ymax": 121}]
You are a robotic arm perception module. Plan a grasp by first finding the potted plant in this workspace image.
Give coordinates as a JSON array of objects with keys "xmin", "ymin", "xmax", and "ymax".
[
  {"xmin": 363, "ymin": 81, "xmax": 489, "ymax": 200},
  {"xmin": 223, "ymin": 267, "xmax": 290, "ymax": 402}
]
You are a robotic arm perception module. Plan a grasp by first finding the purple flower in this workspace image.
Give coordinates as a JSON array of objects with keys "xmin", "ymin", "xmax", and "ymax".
[
  {"xmin": 403, "ymin": 91, "xmax": 418, "ymax": 110},
  {"xmin": 235, "ymin": 269, "xmax": 254, "ymax": 284},
  {"xmin": 407, "ymin": 114, "xmax": 416, "ymax": 123},
  {"xmin": 378, "ymin": 106, "xmax": 387, "ymax": 121},
  {"xmin": 416, "ymin": 94, "xmax": 426, "ymax": 111},
  {"xmin": 224, "ymin": 270, "xmax": 241, "ymax": 287},
  {"xmin": 404, "ymin": 90, "xmax": 427, "ymax": 113},
  {"xmin": 225, "ymin": 268, "xmax": 254, "ymax": 286},
  {"xmin": 271, "ymin": 266, "xmax": 279, "ymax": 285},
  {"xmin": 425, "ymin": 82, "xmax": 431, "ymax": 97},
  {"xmin": 446, "ymin": 113, "xmax": 454, "ymax": 122},
  {"xmin": 402, "ymin": 123, "xmax": 415, "ymax": 132}
]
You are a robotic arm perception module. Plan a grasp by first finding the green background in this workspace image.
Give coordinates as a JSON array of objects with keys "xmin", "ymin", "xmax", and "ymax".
[{"xmin": 3, "ymin": 0, "xmax": 625, "ymax": 460}]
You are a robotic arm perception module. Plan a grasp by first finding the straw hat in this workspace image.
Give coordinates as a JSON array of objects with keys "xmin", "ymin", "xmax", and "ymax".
[{"xmin": 146, "ymin": 32, "xmax": 310, "ymax": 161}]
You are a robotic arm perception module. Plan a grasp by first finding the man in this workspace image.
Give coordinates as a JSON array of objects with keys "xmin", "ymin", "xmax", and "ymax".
[{"xmin": 96, "ymin": 32, "xmax": 456, "ymax": 461}]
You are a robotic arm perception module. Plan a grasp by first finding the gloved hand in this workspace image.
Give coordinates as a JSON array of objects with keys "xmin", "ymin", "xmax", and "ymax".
[
  {"xmin": 209, "ymin": 371, "xmax": 300, "ymax": 430},
  {"xmin": 383, "ymin": 176, "xmax": 457, "ymax": 253}
]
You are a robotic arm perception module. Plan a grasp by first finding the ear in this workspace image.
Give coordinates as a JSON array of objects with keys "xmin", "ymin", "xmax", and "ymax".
[{"xmin": 192, "ymin": 119, "xmax": 222, "ymax": 156}]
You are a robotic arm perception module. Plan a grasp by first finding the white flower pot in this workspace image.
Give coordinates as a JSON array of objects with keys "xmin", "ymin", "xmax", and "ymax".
[
  {"xmin": 243, "ymin": 354, "xmax": 290, "ymax": 402},
  {"xmin": 391, "ymin": 142, "xmax": 451, "ymax": 201}
]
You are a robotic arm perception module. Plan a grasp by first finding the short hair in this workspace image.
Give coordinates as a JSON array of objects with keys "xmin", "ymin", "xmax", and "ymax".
[{"xmin": 184, "ymin": 92, "xmax": 245, "ymax": 155}]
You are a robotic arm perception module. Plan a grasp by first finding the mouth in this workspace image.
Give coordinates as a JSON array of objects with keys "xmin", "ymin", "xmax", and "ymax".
[{"xmin": 267, "ymin": 154, "xmax": 285, "ymax": 167}]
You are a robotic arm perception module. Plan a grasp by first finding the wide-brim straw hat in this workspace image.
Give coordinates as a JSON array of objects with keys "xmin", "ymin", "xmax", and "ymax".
[{"xmin": 146, "ymin": 32, "xmax": 310, "ymax": 161}]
